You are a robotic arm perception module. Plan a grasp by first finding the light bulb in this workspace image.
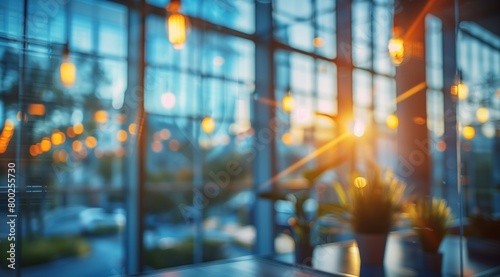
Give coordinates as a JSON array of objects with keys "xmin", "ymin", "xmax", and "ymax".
[
  {"xmin": 282, "ymin": 93, "xmax": 294, "ymax": 113},
  {"xmin": 166, "ymin": 0, "xmax": 189, "ymax": 49},
  {"xmin": 388, "ymin": 37, "xmax": 404, "ymax": 66},
  {"xmin": 457, "ymin": 83, "xmax": 468, "ymax": 100},
  {"xmin": 202, "ymin": 117, "xmax": 215, "ymax": 134},
  {"xmin": 60, "ymin": 56, "xmax": 76, "ymax": 87}
]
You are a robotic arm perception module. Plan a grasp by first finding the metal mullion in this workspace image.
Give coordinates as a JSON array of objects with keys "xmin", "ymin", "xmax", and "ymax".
[
  {"xmin": 146, "ymin": 63, "xmax": 246, "ymax": 86},
  {"xmin": 273, "ymin": 40, "xmax": 335, "ymax": 63},
  {"xmin": 147, "ymin": 112, "xmax": 236, "ymax": 123}
]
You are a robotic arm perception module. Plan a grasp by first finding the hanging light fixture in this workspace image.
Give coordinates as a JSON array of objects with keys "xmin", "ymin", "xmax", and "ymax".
[
  {"xmin": 60, "ymin": 44, "xmax": 76, "ymax": 87},
  {"xmin": 450, "ymin": 82, "xmax": 469, "ymax": 100},
  {"xmin": 202, "ymin": 116, "xmax": 215, "ymax": 134},
  {"xmin": 282, "ymin": 88, "xmax": 294, "ymax": 113},
  {"xmin": 166, "ymin": 0, "xmax": 189, "ymax": 49},
  {"xmin": 388, "ymin": 27, "xmax": 404, "ymax": 66}
]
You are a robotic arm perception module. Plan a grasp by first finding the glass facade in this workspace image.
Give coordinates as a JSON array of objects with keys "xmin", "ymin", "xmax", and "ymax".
[{"xmin": 0, "ymin": 0, "xmax": 499, "ymax": 276}]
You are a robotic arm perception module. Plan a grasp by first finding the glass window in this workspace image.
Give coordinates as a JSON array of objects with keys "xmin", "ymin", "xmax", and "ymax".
[
  {"xmin": 274, "ymin": 0, "xmax": 336, "ymax": 58},
  {"xmin": 147, "ymin": 0, "xmax": 255, "ymax": 34}
]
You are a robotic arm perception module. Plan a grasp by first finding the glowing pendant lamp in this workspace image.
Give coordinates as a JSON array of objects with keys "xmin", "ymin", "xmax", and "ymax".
[
  {"xmin": 166, "ymin": 0, "xmax": 189, "ymax": 49},
  {"xmin": 60, "ymin": 45, "xmax": 76, "ymax": 87},
  {"xmin": 388, "ymin": 27, "xmax": 404, "ymax": 66}
]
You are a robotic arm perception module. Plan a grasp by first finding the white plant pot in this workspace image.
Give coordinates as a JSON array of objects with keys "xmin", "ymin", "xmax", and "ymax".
[{"xmin": 355, "ymin": 233, "xmax": 388, "ymax": 266}]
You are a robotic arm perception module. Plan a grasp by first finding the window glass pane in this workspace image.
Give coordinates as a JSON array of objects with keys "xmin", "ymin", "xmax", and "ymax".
[
  {"xmin": 353, "ymin": 69, "xmax": 372, "ymax": 109},
  {"xmin": 427, "ymin": 89, "xmax": 444, "ymax": 138},
  {"xmin": 27, "ymin": 0, "xmax": 67, "ymax": 43},
  {"xmin": 0, "ymin": 0, "xmax": 24, "ymax": 37},
  {"xmin": 426, "ymin": 15, "xmax": 443, "ymax": 90},
  {"xmin": 374, "ymin": 75, "xmax": 395, "ymax": 124},
  {"xmin": 352, "ymin": 0, "xmax": 371, "ymax": 68},
  {"xmin": 373, "ymin": 5, "xmax": 394, "ymax": 75},
  {"xmin": 290, "ymin": 53, "xmax": 314, "ymax": 95},
  {"xmin": 147, "ymin": 0, "xmax": 255, "ymax": 34},
  {"xmin": 274, "ymin": 0, "xmax": 336, "ymax": 58},
  {"xmin": 0, "ymin": 2, "xmax": 129, "ymax": 276}
]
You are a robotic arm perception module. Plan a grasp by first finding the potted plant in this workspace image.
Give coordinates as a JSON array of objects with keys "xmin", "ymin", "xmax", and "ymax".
[
  {"xmin": 408, "ymin": 197, "xmax": 452, "ymax": 273},
  {"xmin": 320, "ymin": 168, "xmax": 406, "ymax": 266},
  {"xmin": 260, "ymin": 179, "xmax": 317, "ymax": 266}
]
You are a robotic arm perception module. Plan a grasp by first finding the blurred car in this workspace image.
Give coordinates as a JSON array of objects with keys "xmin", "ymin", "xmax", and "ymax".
[
  {"xmin": 42, "ymin": 206, "xmax": 88, "ymax": 236},
  {"xmin": 79, "ymin": 208, "xmax": 125, "ymax": 235}
]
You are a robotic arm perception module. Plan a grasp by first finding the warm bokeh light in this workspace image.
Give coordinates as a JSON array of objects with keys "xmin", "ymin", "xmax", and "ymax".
[
  {"xmin": 282, "ymin": 93, "xmax": 294, "ymax": 113},
  {"xmin": 58, "ymin": 150, "xmax": 68, "ymax": 162},
  {"xmin": 436, "ymin": 140, "xmax": 447, "ymax": 152},
  {"xmin": 67, "ymin": 126, "xmax": 76, "ymax": 138},
  {"xmin": 1, "ymin": 120, "xmax": 15, "ymax": 140},
  {"xmin": 201, "ymin": 117, "xmax": 215, "ymax": 134},
  {"xmin": 313, "ymin": 37, "xmax": 324, "ymax": 47},
  {"xmin": 117, "ymin": 130, "xmax": 128, "ymax": 142},
  {"xmin": 129, "ymin": 123, "xmax": 137, "ymax": 135},
  {"xmin": 388, "ymin": 37, "xmax": 404, "ymax": 65},
  {"xmin": 28, "ymin": 104, "xmax": 46, "ymax": 116},
  {"xmin": 413, "ymin": 117, "xmax": 426, "ymax": 125},
  {"xmin": 51, "ymin": 131, "xmax": 65, "ymax": 146},
  {"xmin": 457, "ymin": 83, "xmax": 469, "ymax": 100},
  {"xmin": 4, "ymin": 120, "xmax": 14, "ymax": 131},
  {"xmin": 85, "ymin": 136, "xmax": 97, "ymax": 148},
  {"xmin": 40, "ymin": 137, "xmax": 51, "ymax": 152},
  {"xmin": 462, "ymin": 126, "xmax": 475, "ymax": 140},
  {"xmin": 159, "ymin": 129, "xmax": 171, "ymax": 140},
  {"xmin": 167, "ymin": 12, "xmax": 187, "ymax": 49},
  {"xmin": 1, "ymin": 128, "xmax": 13, "ymax": 138},
  {"xmin": 60, "ymin": 60, "xmax": 76, "ymax": 87},
  {"xmin": 35, "ymin": 143, "xmax": 42, "ymax": 155},
  {"xmin": 352, "ymin": 120, "xmax": 366, "ymax": 138},
  {"xmin": 161, "ymin": 92, "xmax": 176, "ymax": 109},
  {"xmin": 169, "ymin": 139, "xmax": 180, "ymax": 151},
  {"xmin": 354, "ymin": 177, "xmax": 367, "ymax": 188},
  {"xmin": 452, "ymin": 83, "xmax": 469, "ymax": 100},
  {"xmin": 476, "ymin": 107, "xmax": 489, "ymax": 123},
  {"xmin": 152, "ymin": 140, "xmax": 162, "ymax": 153},
  {"xmin": 72, "ymin": 140, "xmax": 83, "ymax": 152},
  {"xmin": 385, "ymin": 114, "xmax": 399, "ymax": 129},
  {"xmin": 94, "ymin": 110, "xmax": 109, "ymax": 123},
  {"xmin": 73, "ymin": 123, "xmax": 84, "ymax": 135},
  {"xmin": 281, "ymin": 132, "xmax": 294, "ymax": 145},
  {"xmin": 30, "ymin": 145, "xmax": 38, "ymax": 156}
]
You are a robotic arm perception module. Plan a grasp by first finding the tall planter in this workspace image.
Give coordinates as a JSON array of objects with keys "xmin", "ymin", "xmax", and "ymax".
[
  {"xmin": 294, "ymin": 241, "xmax": 314, "ymax": 266},
  {"xmin": 294, "ymin": 222, "xmax": 314, "ymax": 266},
  {"xmin": 355, "ymin": 233, "xmax": 388, "ymax": 266},
  {"xmin": 422, "ymin": 252, "xmax": 443, "ymax": 273}
]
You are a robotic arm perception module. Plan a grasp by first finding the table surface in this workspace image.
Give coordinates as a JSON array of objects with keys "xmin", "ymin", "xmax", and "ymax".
[
  {"xmin": 137, "ymin": 232, "xmax": 500, "ymax": 277},
  {"xmin": 137, "ymin": 256, "xmax": 341, "ymax": 277}
]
